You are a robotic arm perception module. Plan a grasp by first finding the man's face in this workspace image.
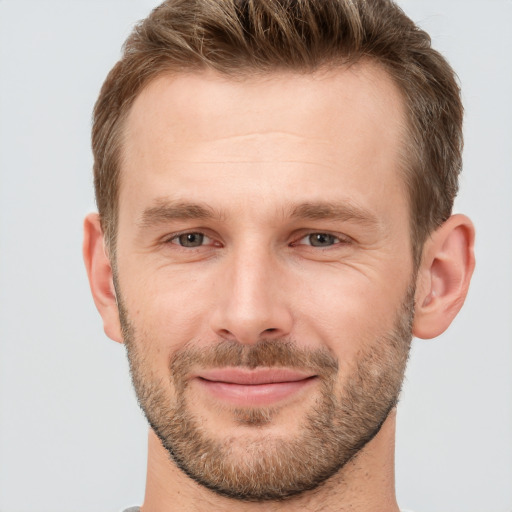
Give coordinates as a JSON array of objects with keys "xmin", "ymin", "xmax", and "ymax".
[{"xmin": 114, "ymin": 64, "xmax": 416, "ymax": 500}]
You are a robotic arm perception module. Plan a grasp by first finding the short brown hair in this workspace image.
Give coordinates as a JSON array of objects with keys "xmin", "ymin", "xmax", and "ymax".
[{"xmin": 92, "ymin": 0, "xmax": 463, "ymax": 265}]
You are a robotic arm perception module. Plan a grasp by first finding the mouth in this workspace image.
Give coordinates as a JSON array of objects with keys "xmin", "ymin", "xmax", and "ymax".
[{"xmin": 192, "ymin": 368, "xmax": 318, "ymax": 407}]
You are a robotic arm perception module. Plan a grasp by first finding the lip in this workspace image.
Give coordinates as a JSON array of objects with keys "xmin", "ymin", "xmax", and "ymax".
[
  {"xmin": 193, "ymin": 368, "xmax": 317, "ymax": 407},
  {"xmin": 196, "ymin": 368, "xmax": 315, "ymax": 385}
]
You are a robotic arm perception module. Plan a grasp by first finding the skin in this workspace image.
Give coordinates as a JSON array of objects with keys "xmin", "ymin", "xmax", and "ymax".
[{"xmin": 84, "ymin": 63, "xmax": 475, "ymax": 511}]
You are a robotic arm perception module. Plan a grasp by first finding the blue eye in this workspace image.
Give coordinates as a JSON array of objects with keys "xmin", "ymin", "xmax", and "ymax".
[{"xmin": 306, "ymin": 233, "xmax": 338, "ymax": 247}]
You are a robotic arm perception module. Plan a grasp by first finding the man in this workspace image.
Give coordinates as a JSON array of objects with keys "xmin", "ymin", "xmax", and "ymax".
[{"xmin": 83, "ymin": 1, "xmax": 475, "ymax": 511}]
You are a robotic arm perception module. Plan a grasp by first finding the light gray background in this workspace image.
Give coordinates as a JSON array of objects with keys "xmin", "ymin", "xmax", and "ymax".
[{"xmin": 0, "ymin": 1, "xmax": 511, "ymax": 511}]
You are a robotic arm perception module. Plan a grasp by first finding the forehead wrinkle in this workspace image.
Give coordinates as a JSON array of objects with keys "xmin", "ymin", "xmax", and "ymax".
[{"xmin": 186, "ymin": 130, "xmax": 331, "ymax": 145}]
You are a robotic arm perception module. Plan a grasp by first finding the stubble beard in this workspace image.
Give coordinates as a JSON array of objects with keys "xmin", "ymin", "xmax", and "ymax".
[{"xmin": 118, "ymin": 286, "xmax": 415, "ymax": 502}]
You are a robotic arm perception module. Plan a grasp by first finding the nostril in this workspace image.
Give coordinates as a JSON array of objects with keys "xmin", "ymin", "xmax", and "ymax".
[{"xmin": 218, "ymin": 328, "xmax": 235, "ymax": 339}]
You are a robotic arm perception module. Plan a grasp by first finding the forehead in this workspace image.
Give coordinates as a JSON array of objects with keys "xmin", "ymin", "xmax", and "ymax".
[{"xmin": 120, "ymin": 64, "xmax": 407, "ymax": 217}]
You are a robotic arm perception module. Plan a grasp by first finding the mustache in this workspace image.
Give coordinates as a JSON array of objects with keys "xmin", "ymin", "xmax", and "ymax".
[{"xmin": 169, "ymin": 339, "xmax": 339, "ymax": 380}]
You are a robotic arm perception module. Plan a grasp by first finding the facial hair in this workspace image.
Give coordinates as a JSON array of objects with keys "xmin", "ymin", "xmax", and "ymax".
[{"xmin": 118, "ymin": 285, "xmax": 415, "ymax": 502}]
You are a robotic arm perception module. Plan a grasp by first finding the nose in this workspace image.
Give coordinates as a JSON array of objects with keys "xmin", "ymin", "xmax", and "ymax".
[{"xmin": 209, "ymin": 245, "xmax": 293, "ymax": 345}]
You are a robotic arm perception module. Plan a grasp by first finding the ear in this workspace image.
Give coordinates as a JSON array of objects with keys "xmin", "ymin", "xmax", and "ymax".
[
  {"xmin": 413, "ymin": 214, "xmax": 475, "ymax": 339},
  {"xmin": 83, "ymin": 213, "xmax": 123, "ymax": 343}
]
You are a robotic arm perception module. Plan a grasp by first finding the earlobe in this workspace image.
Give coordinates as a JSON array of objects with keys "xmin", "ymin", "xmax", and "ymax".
[
  {"xmin": 83, "ymin": 213, "xmax": 123, "ymax": 343},
  {"xmin": 413, "ymin": 214, "xmax": 475, "ymax": 339}
]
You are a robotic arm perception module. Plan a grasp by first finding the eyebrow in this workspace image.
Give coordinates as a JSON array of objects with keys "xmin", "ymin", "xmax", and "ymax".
[
  {"xmin": 138, "ymin": 199, "xmax": 220, "ymax": 229},
  {"xmin": 137, "ymin": 198, "xmax": 379, "ymax": 229},
  {"xmin": 289, "ymin": 201, "xmax": 379, "ymax": 227}
]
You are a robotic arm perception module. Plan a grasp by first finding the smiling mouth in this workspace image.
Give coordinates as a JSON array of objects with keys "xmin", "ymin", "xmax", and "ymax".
[{"xmin": 193, "ymin": 368, "xmax": 318, "ymax": 406}]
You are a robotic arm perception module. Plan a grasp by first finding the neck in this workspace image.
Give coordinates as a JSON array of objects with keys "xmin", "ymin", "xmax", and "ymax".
[{"xmin": 140, "ymin": 410, "xmax": 400, "ymax": 512}]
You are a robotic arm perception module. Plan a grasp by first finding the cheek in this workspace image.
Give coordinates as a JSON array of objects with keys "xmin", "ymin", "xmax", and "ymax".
[
  {"xmin": 293, "ymin": 267, "xmax": 409, "ymax": 358},
  {"xmin": 121, "ymin": 266, "xmax": 217, "ymax": 349}
]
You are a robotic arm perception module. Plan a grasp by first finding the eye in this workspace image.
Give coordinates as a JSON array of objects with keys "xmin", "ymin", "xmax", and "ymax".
[
  {"xmin": 297, "ymin": 232, "xmax": 348, "ymax": 247},
  {"xmin": 170, "ymin": 232, "xmax": 211, "ymax": 248}
]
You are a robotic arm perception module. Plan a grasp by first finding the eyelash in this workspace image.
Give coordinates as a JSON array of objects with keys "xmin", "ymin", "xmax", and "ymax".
[
  {"xmin": 164, "ymin": 231, "xmax": 351, "ymax": 249},
  {"xmin": 166, "ymin": 232, "xmax": 218, "ymax": 248},
  {"xmin": 293, "ymin": 232, "xmax": 351, "ymax": 248}
]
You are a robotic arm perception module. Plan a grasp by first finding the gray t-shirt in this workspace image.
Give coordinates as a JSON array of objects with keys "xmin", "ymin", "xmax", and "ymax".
[{"xmin": 123, "ymin": 507, "xmax": 415, "ymax": 511}]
